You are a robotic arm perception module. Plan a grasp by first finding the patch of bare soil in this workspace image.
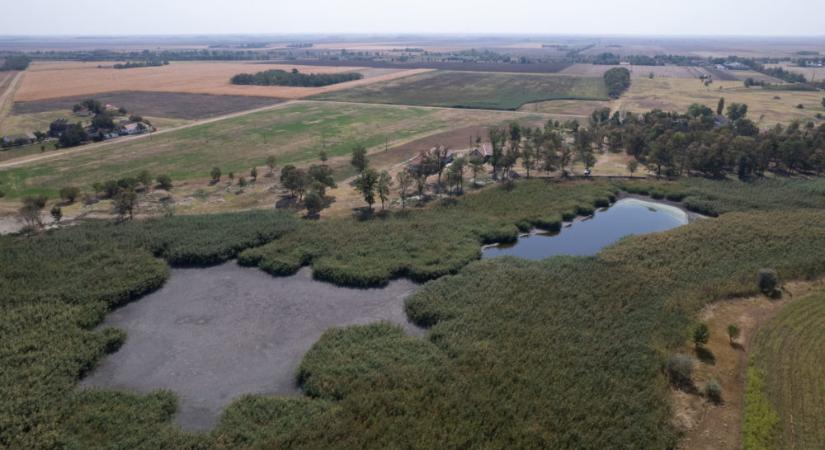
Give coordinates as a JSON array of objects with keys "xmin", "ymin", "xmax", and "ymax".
[
  {"xmin": 12, "ymin": 91, "xmax": 284, "ymax": 120},
  {"xmin": 675, "ymin": 278, "xmax": 825, "ymax": 450}
]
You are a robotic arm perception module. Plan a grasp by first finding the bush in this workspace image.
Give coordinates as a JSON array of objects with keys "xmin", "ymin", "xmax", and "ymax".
[
  {"xmin": 706, "ymin": 379, "xmax": 723, "ymax": 403},
  {"xmin": 758, "ymin": 268, "xmax": 779, "ymax": 296},
  {"xmin": 693, "ymin": 323, "xmax": 710, "ymax": 347},
  {"xmin": 155, "ymin": 174, "xmax": 172, "ymax": 190},
  {"xmin": 666, "ymin": 354, "xmax": 694, "ymax": 386},
  {"xmin": 59, "ymin": 186, "xmax": 81, "ymax": 203}
]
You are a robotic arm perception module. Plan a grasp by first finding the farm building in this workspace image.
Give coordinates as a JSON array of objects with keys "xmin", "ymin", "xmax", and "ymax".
[{"xmin": 469, "ymin": 143, "xmax": 493, "ymax": 161}]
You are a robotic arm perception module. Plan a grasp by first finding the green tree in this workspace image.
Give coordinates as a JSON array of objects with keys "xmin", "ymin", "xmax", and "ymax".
[
  {"xmin": 58, "ymin": 123, "xmax": 88, "ymax": 148},
  {"xmin": 717, "ymin": 97, "xmax": 725, "ymax": 116},
  {"xmin": 59, "ymin": 186, "xmax": 81, "ymax": 203},
  {"xmin": 266, "ymin": 155, "xmax": 277, "ymax": 176},
  {"xmin": 727, "ymin": 324, "xmax": 740, "ymax": 345},
  {"xmin": 351, "ymin": 145, "xmax": 369, "ymax": 172},
  {"xmin": 113, "ymin": 189, "xmax": 138, "ymax": 221},
  {"xmin": 521, "ymin": 143, "xmax": 535, "ymax": 178},
  {"xmin": 304, "ymin": 190, "xmax": 324, "ymax": 218},
  {"xmin": 280, "ymin": 165, "xmax": 309, "ymax": 200},
  {"xmin": 137, "ymin": 170, "xmax": 152, "ymax": 190},
  {"xmin": 250, "ymin": 167, "xmax": 258, "ymax": 181},
  {"xmin": 377, "ymin": 170, "xmax": 393, "ymax": 210},
  {"xmin": 693, "ymin": 323, "xmax": 710, "ymax": 348},
  {"xmin": 156, "ymin": 174, "xmax": 173, "ymax": 190},
  {"xmin": 210, "ymin": 167, "xmax": 222, "ymax": 184},
  {"xmin": 469, "ymin": 154, "xmax": 486, "ymax": 185},
  {"xmin": 726, "ymin": 103, "xmax": 748, "ymax": 122},
  {"xmin": 627, "ymin": 159, "xmax": 639, "ymax": 177},
  {"xmin": 396, "ymin": 170, "xmax": 413, "ymax": 210},
  {"xmin": 308, "ymin": 164, "xmax": 336, "ymax": 197},
  {"xmin": 19, "ymin": 195, "xmax": 47, "ymax": 229},
  {"xmin": 354, "ymin": 168, "xmax": 379, "ymax": 211},
  {"xmin": 238, "ymin": 176, "xmax": 247, "ymax": 188},
  {"xmin": 447, "ymin": 157, "xmax": 466, "ymax": 195},
  {"xmin": 50, "ymin": 205, "xmax": 62, "ymax": 223}
]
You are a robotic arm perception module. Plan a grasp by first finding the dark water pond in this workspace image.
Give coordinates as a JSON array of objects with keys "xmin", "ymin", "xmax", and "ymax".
[
  {"xmin": 482, "ymin": 198, "xmax": 690, "ymax": 260},
  {"xmin": 79, "ymin": 263, "xmax": 421, "ymax": 431}
]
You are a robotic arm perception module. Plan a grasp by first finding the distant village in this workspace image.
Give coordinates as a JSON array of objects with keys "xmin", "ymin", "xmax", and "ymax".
[{"xmin": 1, "ymin": 99, "xmax": 154, "ymax": 149}]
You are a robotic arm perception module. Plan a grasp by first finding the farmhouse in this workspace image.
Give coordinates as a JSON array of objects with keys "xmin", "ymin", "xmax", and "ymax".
[
  {"xmin": 73, "ymin": 107, "xmax": 93, "ymax": 117},
  {"xmin": 469, "ymin": 143, "xmax": 493, "ymax": 161}
]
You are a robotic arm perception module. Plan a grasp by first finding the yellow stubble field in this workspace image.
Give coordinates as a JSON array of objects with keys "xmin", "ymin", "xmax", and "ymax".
[{"xmin": 14, "ymin": 61, "xmax": 431, "ymax": 101}]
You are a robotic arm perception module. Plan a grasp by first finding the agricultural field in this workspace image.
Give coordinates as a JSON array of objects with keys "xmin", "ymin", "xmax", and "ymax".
[
  {"xmin": 0, "ymin": 70, "xmax": 23, "ymax": 130},
  {"xmin": 766, "ymin": 63, "xmax": 825, "ymax": 82},
  {"xmin": 311, "ymin": 70, "xmax": 609, "ymax": 110},
  {"xmin": 0, "ymin": 100, "xmax": 551, "ymax": 200},
  {"xmin": 559, "ymin": 63, "xmax": 715, "ymax": 79},
  {"xmin": 12, "ymin": 91, "xmax": 284, "ymax": 120},
  {"xmin": 744, "ymin": 288, "xmax": 825, "ymax": 449},
  {"xmin": 614, "ymin": 77, "xmax": 825, "ymax": 125},
  {"xmin": 14, "ymin": 61, "xmax": 430, "ymax": 101}
]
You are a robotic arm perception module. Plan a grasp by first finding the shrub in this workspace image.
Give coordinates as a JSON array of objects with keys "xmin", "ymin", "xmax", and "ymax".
[
  {"xmin": 666, "ymin": 354, "xmax": 694, "ymax": 386},
  {"xmin": 758, "ymin": 269, "xmax": 779, "ymax": 296},
  {"xmin": 594, "ymin": 197, "xmax": 611, "ymax": 208},
  {"xmin": 693, "ymin": 323, "xmax": 710, "ymax": 348},
  {"xmin": 706, "ymin": 379, "xmax": 723, "ymax": 403},
  {"xmin": 155, "ymin": 174, "xmax": 172, "ymax": 190},
  {"xmin": 59, "ymin": 186, "xmax": 81, "ymax": 203},
  {"xmin": 728, "ymin": 324, "xmax": 741, "ymax": 344}
]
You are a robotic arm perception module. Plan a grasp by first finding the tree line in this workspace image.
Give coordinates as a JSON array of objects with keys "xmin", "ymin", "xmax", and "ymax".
[
  {"xmin": 592, "ymin": 101, "xmax": 825, "ymax": 179},
  {"xmin": 230, "ymin": 68, "xmax": 363, "ymax": 87},
  {"xmin": 112, "ymin": 60, "xmax": 169, "ymax": 69},
  {"xmin": 0, "ymin": 54, "xmax": 31, "ymax": 71}
]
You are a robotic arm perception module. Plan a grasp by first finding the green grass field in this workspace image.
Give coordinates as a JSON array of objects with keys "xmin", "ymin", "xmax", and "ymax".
[
  {"xmin": 0, "ymin": 101, "xmax": 540, "ymax": 199},
  {"xmin": 744, "ymin": 288, "xmax": 825, "ymax": 449},
  {"xmin": 312, "ymin": 70, "xmax": 609, "ymax": 110}
]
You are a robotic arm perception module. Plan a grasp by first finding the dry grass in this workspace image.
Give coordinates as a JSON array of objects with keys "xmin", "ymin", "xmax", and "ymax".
[
  {"xmin": 765, "ymin": 63, "xmax": 825, "ymax": 82},
  {"xmin": 615, "ymin": 77, "xmax": 825, "ymax": 126},
  {"xmin": 518, "ymin": 98, "xmax": 611, "ymax": 116},
  {"xmin": 559, "ymin": 64, "xmax": 715, "ymax": 79},
  {"xmin": 15, "ymin": 61, "xmax": 431, "ymax": 101},
  {"xmin": 0, "ymin": 71, "xmax": 23, "ymax": 132}
]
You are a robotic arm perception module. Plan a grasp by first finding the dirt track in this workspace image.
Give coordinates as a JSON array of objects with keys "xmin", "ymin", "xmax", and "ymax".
[{"xmin": 0, "ymin": 100, "xmax": 297, "ymax": 170}]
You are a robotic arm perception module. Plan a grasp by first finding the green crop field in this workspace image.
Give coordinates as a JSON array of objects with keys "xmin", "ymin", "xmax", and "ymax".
[
  {"xmin": 0, "ymin": 101, "xmax": 542, "ymax": 199},
  {"xmin": 744, "ymin": 288, "xmax": 825, "ymax": 449},
  {"xmin": 312, "ymin": 70, "xmax": 609, "ymax": 110}
]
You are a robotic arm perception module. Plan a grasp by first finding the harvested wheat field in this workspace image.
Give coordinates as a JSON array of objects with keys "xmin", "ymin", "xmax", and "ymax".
[
  {"xmin": 15, "ymin": 61, "xmax": 431, "ymax": 101},
  {"xmin": 615, "ymin": 77, "xmax": 824, "ymax": 125}
]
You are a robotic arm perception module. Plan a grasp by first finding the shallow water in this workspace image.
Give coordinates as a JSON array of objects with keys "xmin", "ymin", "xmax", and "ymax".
[
  {"xmin": 482, "ymin": 198, "xmax": 689, "ymax": 260},
  {"xmin": 79, "ymin": 263, "xmax": 421, "ymax": 431}
]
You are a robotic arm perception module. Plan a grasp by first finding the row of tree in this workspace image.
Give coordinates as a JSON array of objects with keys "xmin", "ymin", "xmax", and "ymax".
[{"xmin": 231, "ymin": 68, "xmax": 363, "ymax": 87}]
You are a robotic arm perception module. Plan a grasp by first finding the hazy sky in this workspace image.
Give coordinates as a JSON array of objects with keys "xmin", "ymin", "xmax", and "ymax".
[{"xmin": 1, "ymin": 0, "xmax": 823, "ymax": 36}]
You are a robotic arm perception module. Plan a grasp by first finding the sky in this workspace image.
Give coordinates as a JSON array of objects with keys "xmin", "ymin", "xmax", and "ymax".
[{"xmin": 1, "ymin": 0, "xmax": 823, "ymax": 37}]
